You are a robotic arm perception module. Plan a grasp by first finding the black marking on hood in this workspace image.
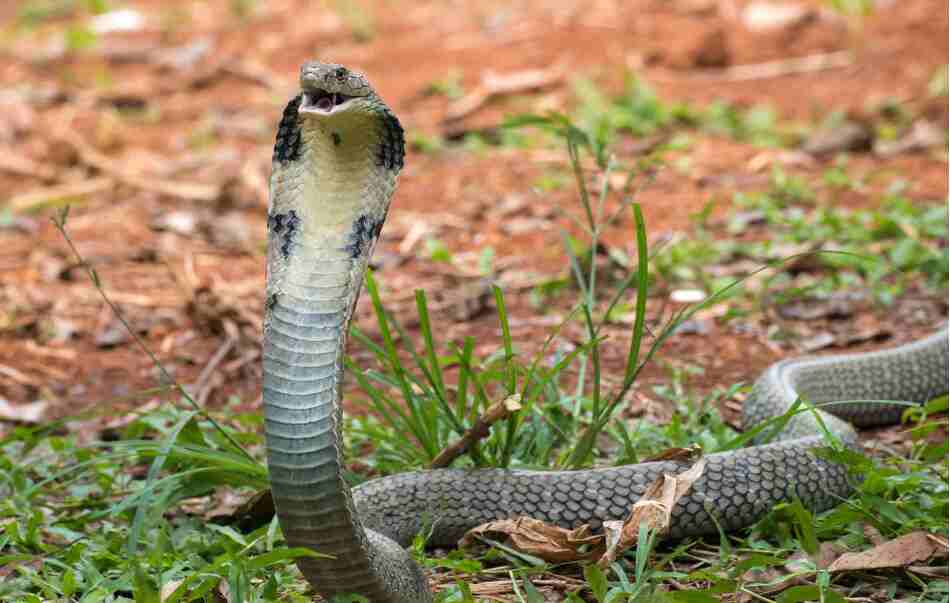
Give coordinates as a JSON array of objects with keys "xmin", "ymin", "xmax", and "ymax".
[
  {"xmin": 376, "ymin": 109, "xmax": 405, "ymax": 171},
  {"xmin": 273, "ymin": 95, "xmax": 303, "ymax": 163},
  {"xmin": 345, "ymin": 213, "xmax": 384, "ymax": 259},
  {"xmin": 268, "ymin": 209, "xmax": 301, "ymax": 259}
]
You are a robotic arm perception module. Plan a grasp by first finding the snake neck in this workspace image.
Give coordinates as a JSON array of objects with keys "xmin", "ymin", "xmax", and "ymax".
[{"xmin": 262, "ymin": 66, "xmax": 428, "ymax": 602}]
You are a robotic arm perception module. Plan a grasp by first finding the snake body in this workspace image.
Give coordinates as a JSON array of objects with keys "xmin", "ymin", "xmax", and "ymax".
[{"xmin": 262, "ymin": 62, "xmax": 949, "ymax": 602}]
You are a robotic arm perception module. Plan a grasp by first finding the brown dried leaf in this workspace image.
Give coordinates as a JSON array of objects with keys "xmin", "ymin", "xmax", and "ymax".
[
  {"xmin": 642, "ymin": 444, "xmax": 703, "ymax": 463},
  {"xmin": 746, "ymin": 150, "xmax": 816, "ymax": 173},
  {"xmin": 460, "ymin": 516, "xmax": 602, "ymax": 563},
  {"xmin": 160, "ymin": 580, "xmax": 185, "ymax": 602},
  {"xmin": 8, "ymin": 177, "xmax": 115, "ymax": 213},
  {"xmin": 837, "ymin": 323, "xmax": 892, "ymax": 347},
  {"xmin": 598, "ymin": 458, "xmax": 706, "ymax": 566},
  {"xmin": 777, "ymin": 296, "xmax": 855, "ymax": 321},
  {"xmin": 187, "ymin": 286, "xmax": 259, "ymax": 340},
  {"xmin": 799, "ymin": 331, "xmax": 836, "ymax": 352},
  {"xmin": 829, "ymin": 531, "xmax": 937, "ymax": 573},
  {"xmin": 785, "ymin": 541, "xmax": 844, "ymax": 572},
  {"xmin": 908, "ymin": 565, "xmax": 949, "ymax": 578},
  {"xmin": 0, "ymin": 399, "xmax": 49, "ymax": 423},
  {"xmin": 863, "ymin": 523, "xmax": 886, "ymax": 546},
  {"xmin": 802, "ymin": 120, "xmax": 873, "ymax": 156},
  {"xmin": 216, "ymin": 579, "xmax": 232, "ymax": 603},
  {"xmin": 874, "ymin": 120, "xmax": 945, "ymax": 157},
  {"xmin": 208, "ymin": 488, "xmax": 276, "ymax": 533},
  {"xmin": 741, "ymin": 2, "xmax": 812, "ymax": 31},
  {"xmin": 927, "ymin": 533, "xmax": 949, "ymax": 557}
]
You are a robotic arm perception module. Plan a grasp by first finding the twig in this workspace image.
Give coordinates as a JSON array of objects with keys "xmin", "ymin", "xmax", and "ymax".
[
  {"xmin": 8, "ymin": 178, "xmax": 114, "ymax": 213},
  {"xmin": 445, "ymin": 67, "xmax": 564, "ymax": 122},
  {"xmin": 429, "ymin": 395, "xmax": 522, "ymax": 469},
  {"xmin": 222, "ymin": 348, "xmax": 261, "ymax": 375},
  {"xmin": 193, "ymin": 335, "xmax": 236, "ymax": 405},
  {"xmin": 0, "ymin": 363, "xmax": 36, "ymax": 386},
  {"xmin": 221, "ymin": 61, "xmax": 284, "ymax": 90},
  {"xmin": 51, "ymin": 206, "xmax": 255, "ymax": 462},
  {"xmin": 0, "ymin": 150, "xmax": 57, "ymax": 181},
  {"xmin": 658, "ymin": 50, "xmax": 853, "ymax": 82},
  {"xmin": 56, "ymin": 129, "xmax": 220, "ymax": 202}
]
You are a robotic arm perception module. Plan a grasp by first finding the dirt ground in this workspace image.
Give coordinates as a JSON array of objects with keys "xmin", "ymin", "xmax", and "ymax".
[{"xmin": 0, "ymin": 0, "xmax": 946, "ymax": 425}]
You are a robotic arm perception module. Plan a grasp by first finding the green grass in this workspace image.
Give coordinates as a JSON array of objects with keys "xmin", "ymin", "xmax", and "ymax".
[
  {"xmin": 1, "ymin": 114, "xmax": 947, "ymax": 602},
  {"xmin": 650, "ymin": 166, "xmax": 949, "ymax": 309},
  {"xmin": 497, "ymin": 74, "xmax": 798, "ymax": 166},
  {"xmin": 16, "ymin": 0, "xmax": 109, "ymax": 27},
  {"xmin": 425, "ymin": 69, "xmax": 466, "ymax": 101},
  {"xmin": 409, "ymin": 71, "xmax": 799, "ymax": 161}
]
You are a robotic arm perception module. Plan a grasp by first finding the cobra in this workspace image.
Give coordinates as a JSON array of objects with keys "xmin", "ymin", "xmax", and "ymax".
[{"xmin": 262, "ymin": 61, "xmax": 949, "ymax": 602}]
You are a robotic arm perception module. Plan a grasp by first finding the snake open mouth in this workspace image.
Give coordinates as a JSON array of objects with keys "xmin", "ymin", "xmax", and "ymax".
[{"xmin": 299, "ymin": 89, "xmax": 355, "ymax": 115}]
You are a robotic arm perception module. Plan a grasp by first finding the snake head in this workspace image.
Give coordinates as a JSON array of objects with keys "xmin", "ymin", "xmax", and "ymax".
[{"xmin": 298, "ymin": 61, "xmax": 374, "ymax": 117}]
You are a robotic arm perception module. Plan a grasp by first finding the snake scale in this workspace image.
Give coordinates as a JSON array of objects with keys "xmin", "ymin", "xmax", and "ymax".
[{"xmin": 262, "ymin": 62, "xmax": 949, "ymax": 602}]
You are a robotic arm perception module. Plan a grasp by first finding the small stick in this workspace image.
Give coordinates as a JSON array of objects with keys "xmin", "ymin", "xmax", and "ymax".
[
  {"xmin": 57, "ymin": 128, "xmax": 220, "ymax": 202},
  {"xmin": 193, "ymin": 335, "xmax": 236, "ymax": 405},
  {"xmin": 0, "ymin": 150, "xmax": 57, "ymax": 181},
  {"xmin": 656, "ymin": 51, "xmax": 853, "ymax": 82},
  {"xmin": 8, "ymin": 177, "xmax": 114, "ymax": 213},
  {"xmin": 445, "ymin": 67, "xmax": 564, "ymax": 121},
  {"xmin": 429, "ymin": 395, "xmax": 522, "ymax": 469}
]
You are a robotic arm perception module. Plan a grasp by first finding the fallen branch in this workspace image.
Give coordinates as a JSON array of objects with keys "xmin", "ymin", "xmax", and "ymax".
[
  {"xmin": 658, "ymin": 51, "xmax": 853, "ymax": 82},
  {"xmin": 192, "ymin": 335, "xmax": 236, "ymax": 405},
  {"xmin": 445, "ymin": 67, "xmax": 564, "ymax": 122},
  {"xmin": 0, "ymin": 150, "xmax": 57, "ymax": 181},
  {"xmin": 57, "ymin": 129, "xmax": 221, "ymax": 202},
  {"xmin": 429, "ymin": 395, "xmax": 522, "ymax": 469},
  {"xmin": 8, "ymin": 177, "xmax": 114, "ymax": 213}
]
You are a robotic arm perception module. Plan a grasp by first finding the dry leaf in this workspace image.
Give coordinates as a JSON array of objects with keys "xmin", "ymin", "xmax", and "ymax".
[
  {"xmin": 829, "ymin": 531, "xmax": 937, "ymax": 572},
  {"xmin": 216, "ymin": 579, "xmax": 232, "ymax": 603},
  {"xmin": 460, "ymin": 516, "xmax": 602, "ymax": 563},
  {"xmin": 927, "ymin": 533, "xmax": 949, "ymax": 556},
  {"xmin": 208, "ymin": 488, "xmax": 276, "ymax": 533},
  {"xmin": 8, "ymin": 177, "xmax": 115, "ymax": 213},
  {"xmin": 741, "ymin": 2, "xmax": 812, "ymax": 31},
  {"xmin": 874, "ymin": 120, "xmax": 945, "ymax": 157},
  {"xmin": 802, "ymin": 121, "xmax": 873, "ymax": 156},
  {"xmin": 598, "ymin": 458, "xmax": 706, "ymax": 566},
  {"xmin": 642, "ymin": 444, "xmax": 703, "ymax": 463},
  {"xmin": 863, "ymin": 524, "xmax": 886, "ymax": 547},
  {"xmin": 0, "ymin": 399, "xmax": 49, "ymax": 423},
  {"xmin": 160, "ymin": 580, "xmax": 185, "ymax": 602},
  {"xmin": 746, "ymin": 150, "xmax": 815, "ymax": 172},
  {"xmin": 908, "ymin": 565, "xmax": 949, "ymax": 578},
  {"xmin": 777, "ymin": 296, "xmax": 855, "ymax": 321}
]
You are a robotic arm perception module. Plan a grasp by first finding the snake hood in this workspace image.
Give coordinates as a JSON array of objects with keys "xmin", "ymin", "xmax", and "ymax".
[{"xmin": 263, "ymin": 61, "xmax": 948, "ymax": 603}]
